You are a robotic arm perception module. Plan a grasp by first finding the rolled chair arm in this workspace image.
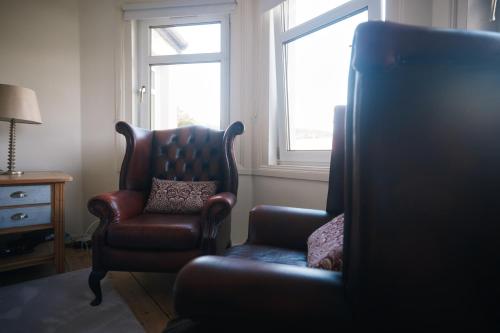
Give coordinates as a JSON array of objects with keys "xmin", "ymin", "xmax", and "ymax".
[
  {"xmin": 200, "ymin": 192, "xmax": 236, "ymax": 249},
  {"xmin": 247, "ymin": 205, "xmax": 334, "ymax": 251},
  {"xmin": 202, "ymin": 192, "xmax": 236, "ymax": 222},
  {"xmin": 174, "ymin": 256, "xmax": 346, "ymax": 322},
  {"xmin": 88, "ymin": 190, "xmax": 146, "ymax": 223}
]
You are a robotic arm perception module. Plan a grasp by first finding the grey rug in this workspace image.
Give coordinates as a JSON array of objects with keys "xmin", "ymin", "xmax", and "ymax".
[{"xmin": 0, "ymin": 268, "xmax": 144, "ymax": 333}]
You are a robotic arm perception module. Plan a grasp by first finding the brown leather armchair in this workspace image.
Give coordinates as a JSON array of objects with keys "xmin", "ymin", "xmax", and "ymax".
[
  {"xmin": 168, "ymin": 22, "xmax": 500, "ymax": 332},
  {"xmin": 87, "ymin": 121, "xmax": 244, "ymax": 306}
]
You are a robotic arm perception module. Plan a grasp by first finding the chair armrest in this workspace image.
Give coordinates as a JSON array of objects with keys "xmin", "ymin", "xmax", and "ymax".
[
  {"xmin": 247, "ymin": 205, "xmax": 334, "ymax": 251},
  {"xmin": 200, "ymin": 192, "xmax": 236, "ymax": 239},
  {"xmin": 87, "ymin": 190, "xmax": 146, "ymax": 223},
  {"xmin": 174, "ymin": 256, "xmax": 345, "ymax": 321},
  {"xmin": 202, "ymin": 192, "xmax": 236, "ymax": 222}
]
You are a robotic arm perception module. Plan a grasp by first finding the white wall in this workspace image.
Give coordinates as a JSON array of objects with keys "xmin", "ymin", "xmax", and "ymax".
[
  {"xmin": 253, "ymin": 177, "xmax": 328, "ymax": 209},
  {"xmin": 467, "ymin": 0, "xmax": 499, "ymax": 31},
  {"xmin": 0, "ymin": 0, "xmax": 84, "ymax": 235},
  {"xmin": 387, "ymin": 0, "xmax": 434, "ymax": 25},
  {"xmin": 79, "ymin": 0, "xmax": 123, "ymax": 227}
]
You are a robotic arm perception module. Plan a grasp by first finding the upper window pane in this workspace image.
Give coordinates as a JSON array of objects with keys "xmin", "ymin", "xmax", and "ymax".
[
  {"xmin": 285, "ymin": 10, "xmax": 367, "ymax": 151},
  {"xmin": 285, "ymin": 0, "xmax": 351, "ymax": 29},
  {"xmin": 151, "ymin": 23, "xmax": 221, "ymax": 56},
  {"xmin": 150, "ymin": 63, "xmax": 221, "ymax": 130}
]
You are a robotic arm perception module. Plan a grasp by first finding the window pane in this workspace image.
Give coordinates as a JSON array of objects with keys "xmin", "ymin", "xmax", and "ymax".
[
  {"xmin": 150, "ymin": 63, "xmax": 220, "ymax": 130},
  {"xmin": 151, "ymin": 23, "xmax": 221, "ymax": 56},
  {"xmin": 285, "ymin": 10, "xmax": 367, "ymax": 151},
  {"xmin": 286, "ymin": 0, "xmax": 351, "ymax": 29}
]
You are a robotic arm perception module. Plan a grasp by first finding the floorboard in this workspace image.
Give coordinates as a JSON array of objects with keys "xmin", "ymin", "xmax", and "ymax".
[
  {"xmin": 131, "ymin": 272, "xmax": 177, "ymax": 319},
  {"xmin": 64, "ymin": 246, "xmax": 92, "ymax": 271},
  {"xmin": 109, "ymin": 271, "xmax": 169, "ymax": 333}
]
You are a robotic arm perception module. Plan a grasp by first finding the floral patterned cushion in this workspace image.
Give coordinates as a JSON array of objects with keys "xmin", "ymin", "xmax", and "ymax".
[
  {"xmin": 144, "ymin": 178, "xmax": 218, "ymax": 214},
  {"xmin": 307, "ymin": 213, "xmax": 344, "ymax": 271}
]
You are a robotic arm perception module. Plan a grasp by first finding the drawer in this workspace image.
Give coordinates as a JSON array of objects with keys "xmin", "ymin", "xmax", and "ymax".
[
  {"xmin": 0, "ymin": 205, "xmax": 52, "ymax": 229},
  {"xmin": 0, "ymin": 185, "xmax": 51, "ymax": 207}
]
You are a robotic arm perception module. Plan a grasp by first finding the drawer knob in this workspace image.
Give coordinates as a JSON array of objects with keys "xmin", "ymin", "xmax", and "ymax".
[
  {"xmin": 11, "ymin": 213, "xmax": 29, "ymax": 221},
  {"xmin": 10, "ymin": 191, "xmax": 28, "ymax": 199}
]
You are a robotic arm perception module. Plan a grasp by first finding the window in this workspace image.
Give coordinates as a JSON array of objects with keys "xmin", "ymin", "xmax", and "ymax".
[
  {"xmin": 138, "ymin": 16, "xmax": 229, "ymax": 130},
  {"xmin": 274, "ymin": 0, "xmax": 381, "ymax": 164}
]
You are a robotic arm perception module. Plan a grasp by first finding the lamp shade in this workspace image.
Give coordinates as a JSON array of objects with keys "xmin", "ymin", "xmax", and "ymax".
[{"xmin": 0, "ymin": 84, "xmax": 42, "ymax": 124}]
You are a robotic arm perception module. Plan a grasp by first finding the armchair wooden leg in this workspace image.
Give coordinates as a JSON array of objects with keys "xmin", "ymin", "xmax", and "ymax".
[{"xmin": 88, "ymin": 270, "xmax": 107, "ymax": 306}]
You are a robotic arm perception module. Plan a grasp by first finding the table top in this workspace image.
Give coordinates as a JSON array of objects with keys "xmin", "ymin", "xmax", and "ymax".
[{"xmin": 0, "ymin": 171, "xmax": 73, "ymax": 185}]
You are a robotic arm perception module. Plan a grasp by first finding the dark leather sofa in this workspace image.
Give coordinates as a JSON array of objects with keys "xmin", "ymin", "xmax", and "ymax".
[
  {"xmin": 165, "ymin": 103, "xmax": 345, "ymax": 333},
  {"xmin": 167, "ymin": 21, "xmax": 500, "ymax": 332}
]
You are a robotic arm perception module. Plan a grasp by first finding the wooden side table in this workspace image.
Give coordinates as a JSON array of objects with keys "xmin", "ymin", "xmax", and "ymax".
[{"xmin": 0, "ymin": 172, "xmax": 72, "ymax": 273}]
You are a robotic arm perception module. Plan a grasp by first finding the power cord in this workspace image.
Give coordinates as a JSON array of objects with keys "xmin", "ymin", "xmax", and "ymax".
[{"xmin": 69, "ymin": 220, "xmax": 100, "ymax": 251}]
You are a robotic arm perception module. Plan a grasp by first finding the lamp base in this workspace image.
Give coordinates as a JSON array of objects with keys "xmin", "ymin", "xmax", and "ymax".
[
  {"xmin": 4, "ymin": 119, "xmax": 23, "ymax": 177},
  {"xmin": 1, "ymin": 170, "xmax": 23, "ymax": 176}
]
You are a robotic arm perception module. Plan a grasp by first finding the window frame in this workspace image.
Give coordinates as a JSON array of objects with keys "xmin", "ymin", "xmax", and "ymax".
[
  {"xmin": 274, "ymin": 0, "xmax": 381, "ymax": 165},
  {"xmin": 137, "ymin": 15, "xmax": 230, "ymax": 130}
]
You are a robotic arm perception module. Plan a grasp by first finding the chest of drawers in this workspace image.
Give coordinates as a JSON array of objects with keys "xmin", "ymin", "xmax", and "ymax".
[{"xmin": 0, "ymin": 172, "xmax": 72, "ymax": 273}]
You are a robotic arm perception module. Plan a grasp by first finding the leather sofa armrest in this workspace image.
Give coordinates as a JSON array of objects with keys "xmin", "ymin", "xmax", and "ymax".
[
  {"xmin": 174, "ymin": 256, "xmax": 345, "ymax": 322},
  {"xmin": 87, "ymin": 190, "xmax": 146, "ymax": 223},
  {"xmin": 247, "ymin": 205, "xmax": 334, "ymax": 251}
]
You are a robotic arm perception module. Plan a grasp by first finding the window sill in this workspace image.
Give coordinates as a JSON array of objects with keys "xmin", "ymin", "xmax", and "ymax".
[{"xmin": 245, "ymin": 164, "xmax": 329, "ymax": 182}]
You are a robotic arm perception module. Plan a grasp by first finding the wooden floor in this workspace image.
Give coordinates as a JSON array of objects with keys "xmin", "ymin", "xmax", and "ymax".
[{"xmin": 0, "ymin": 246, "xmax": 175, "ymax": 333}]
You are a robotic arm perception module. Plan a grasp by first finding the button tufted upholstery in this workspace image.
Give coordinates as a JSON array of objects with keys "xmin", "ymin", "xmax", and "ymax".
[
  {"xmin": 116, "ymin": 122, "xmax": 242, "ymax": 195},
  {"xmin": 87, "ymin": 121, "xmax": 244, "ymax": 306},
  {"xmin": 152, "ymin": 127, "xmax": 225, "ymax": 184}
]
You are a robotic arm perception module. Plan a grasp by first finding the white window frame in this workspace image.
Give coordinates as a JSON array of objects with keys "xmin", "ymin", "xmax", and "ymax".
[
  {"xmin": 274, "ymin": 0, "xmax": 382, "ymax": 165},
  {"xmin": 137, "ymin": 15, "xmax": 230, "ymax": 130}
]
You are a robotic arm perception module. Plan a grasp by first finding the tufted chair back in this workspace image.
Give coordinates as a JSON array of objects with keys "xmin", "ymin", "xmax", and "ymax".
[
  {"xmin": 87, "ymin": 120, "xmax": 244, "ymax": 307},
  {"xmin": 116, "ymin": 122, "xmax": 243, "ymax": 195}
]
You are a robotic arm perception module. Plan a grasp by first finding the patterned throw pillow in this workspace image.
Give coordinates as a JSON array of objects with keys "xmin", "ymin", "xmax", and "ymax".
[
  {"xmin": 307, "ymin": 213, "xmax": 344, "ymax": 271},
  {"xmin": 144, "ymin": 178, "xmax": 218, "ymax": 214}
]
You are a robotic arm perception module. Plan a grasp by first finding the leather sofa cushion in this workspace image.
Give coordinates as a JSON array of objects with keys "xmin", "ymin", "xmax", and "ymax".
[
  {"xmin": 107, "ymin": 213, "xmax": 201, "ymax": 250},
  {"xmin": 144, "ymin": 178, "xmax": 217, "ymax": 214},
  {"xmin": 224, "ymin": 244, "xmax": 307, "ymax": 267},
  {"xmin": 307, "ymin": 213, "xmax": 344, "ymax": 271}
]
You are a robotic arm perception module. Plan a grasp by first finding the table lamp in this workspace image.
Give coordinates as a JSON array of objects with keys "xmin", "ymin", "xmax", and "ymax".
[{"xmin": 0, "ymin": 84, "xmax": 42, "ymax": 175}]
